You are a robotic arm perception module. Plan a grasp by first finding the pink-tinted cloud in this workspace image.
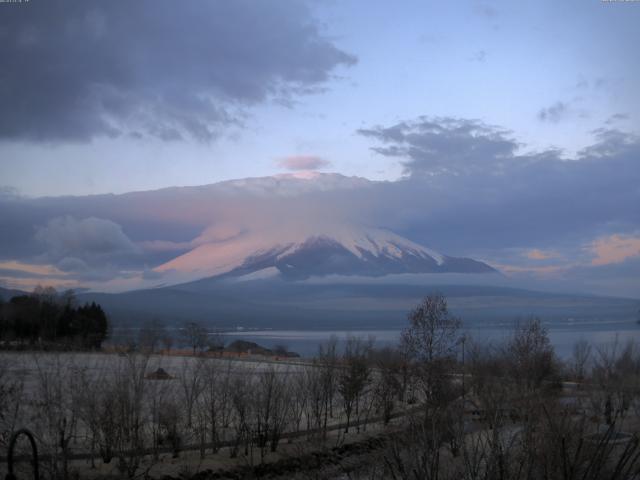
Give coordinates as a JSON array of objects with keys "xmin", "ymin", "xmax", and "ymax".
[
  {"xmin": 0, "ymin": 276, "xmax": 78, "ymax": 291},
  {"xmin": 492, "ymin": 262, "xmax": 571, "ymax": 277},
  {"xmin": 0, "ymin": 260, "xmax": 69, "ymax": 277},
  {"xmin": 139, "ymin": 239, "xmax": 193, "ymax": 253},
  {"xmin": 0, "ymin": 260, "xmax": 78, "ymax": 291},
  {"xmin": 277, "ymin": 155, "xmax": 331, "ymax": 171},
  {"xmin": 525, "ymin": 249, "xmax": 560, "ymax": 260},
  {"xmin": 589, "ymin": 234, "xmax": 640, "ymax": 266}
]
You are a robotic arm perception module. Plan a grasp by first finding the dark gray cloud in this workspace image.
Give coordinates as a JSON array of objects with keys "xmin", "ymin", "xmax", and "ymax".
[
  {"xmin": 56, "ymin": 257, "xmax": 90, "ymax": 273},
  {"xmin": 0, "ymin": 0, "xmax": 355, "ymax": 142},
  {"xmin": 578, "ymin": 128, "xmax": 638, "ymax": 158},
  {"xmin": 0, "ymin": 268, "xmax": 63, "ymax": 280},
  {"xmin": 32, "ymin": 216, "xmax": 144, "ymax": 282},
  {"xmin": 35, "ymin": 216, "xmax": 139, "ymax": 260},
  {"xmin": 358, "ymin": 116, "xmax": 519, "ymax": 176},
  {"xmin": 606, "ymin": 113, "xmax": 630, "ymax": 125},
  {"xmin": 358, "ymin": 117, "xmax": 640, "ymax": 256},
  {"xmin": 538, "ymin": 101, "xmax": 569, "ymax": 123}
]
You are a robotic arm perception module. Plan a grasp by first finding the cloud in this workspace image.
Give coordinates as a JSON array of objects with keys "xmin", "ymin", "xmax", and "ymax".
[
  {"xmin": 0, "ymin": 260, "xmax": 76, "ymax": 291},
  {"xmin": 56, "ymin": 257, "xmax": 90, "ymax": 273},
  {"xmin": 278, "ymin": 155, "xmax": 331, "ymax": 171},
  {"xmin": 589, "ymin": 234, "xmax": 640, "ymax": 266},
  {"xmin": 606, "ymin": 113, "xmax": 630, "ymax": 125},
  {"xmin": 490, "ymin": 263, "xmax": 569, "ymax": 277},
  {"xmin": 551, "ymin": 257, "xmax": 640, "ymax": 298},
  {"xmin": 358, "ymin": 116, "xmax": 519, "ymax": 176},
  {"xmin": 358, "ymin": 117, "xmax": 640, "ymax": 262},
  {"xmin": 0, "ymin": 261, "xmax": 68, "ymax": 278},
  {"xmin": 469, "ymin": 50, "xmax": 487, "ymax": 63},
  {"xmin": 473, "ymin": 4, "xmax": 498, "ymax": 18},
  {"xmin": 35, "ymin": 216, "xmax": 139, "ymax": 260},
  {"xmin": 0, "ymin": 118, "xmax": 638, "ymax": 296},
  {"xmin": 526, "ymin": 249, "xmax": 560, "ymax": 261},
  {"xmin": 142, "ymin": 268, "xmax": 165, "ymax": 281},
  {"xmin": 538, "ymin": 101, "xmax": 569, "ymax": 123},
  {"xmin": 32, "ymin": 216, "xmax": 144, "ymax": 284},
  {"xmin": 0, "ymin": 186, "xmax": 21, "ymax": 198},
  {"xmin": 0, "ymin": 0, "xmax": 356, "ymax": 142},
  {"xmin": 579, "ymin": 128, "xmax": 638, "ymax": 158},
  {"xmin": 139, "ymin": 240, "xmax": 193, "ymax": 254}
]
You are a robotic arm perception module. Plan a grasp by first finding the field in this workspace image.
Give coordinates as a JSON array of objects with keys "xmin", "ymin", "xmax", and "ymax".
[
  {"xmin": 4, "ymin": 317, "xmax": 640, "ymax": 480},
  {"xmin": 0, "ymin": 348, "xmax": 408, "ymax": 479}
]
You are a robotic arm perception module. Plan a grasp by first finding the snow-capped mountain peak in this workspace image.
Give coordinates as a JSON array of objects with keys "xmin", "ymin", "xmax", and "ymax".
[
  {"xmin": 263, "ymin": 227, "xmax": 445, "ymax": 265},
  {"xmin": 154, "ymin": 224, "xmax": 495, "ymax": 285}
]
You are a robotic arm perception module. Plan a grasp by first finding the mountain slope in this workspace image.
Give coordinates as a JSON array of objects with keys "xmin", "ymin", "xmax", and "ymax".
[{"xmin": 155, "ymin": 224, "xmax": 496, "ymax": 283}]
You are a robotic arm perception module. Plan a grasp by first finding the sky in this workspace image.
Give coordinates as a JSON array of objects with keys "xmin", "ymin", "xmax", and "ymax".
[{"xmin": 0, "ymin": 0, "xmax": 639, "ymax": 297}]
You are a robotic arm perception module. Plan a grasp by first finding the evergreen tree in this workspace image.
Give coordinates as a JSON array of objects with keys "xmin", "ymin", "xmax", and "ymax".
[{"xmin": 0, "ymin": 288, "xmax": 110, "ymax": 349}]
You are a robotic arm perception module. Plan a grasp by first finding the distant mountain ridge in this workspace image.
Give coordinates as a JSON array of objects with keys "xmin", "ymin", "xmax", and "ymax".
[
  {"xmin": 0, "ymin": 286, "xmax": 25, "ymax": 301},
  {"xmin": 4, "ymin": 273, "xmax": 638, "ymax": 330},
  {"xmin": 78, "ymin": 281, "xmax": 640, "ymax": 329}
]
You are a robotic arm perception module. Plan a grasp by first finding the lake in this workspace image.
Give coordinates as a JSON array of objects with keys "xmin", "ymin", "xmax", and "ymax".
[{"xmin": 221, "ymin": 319, "xmax": 640, "ymax": 359}]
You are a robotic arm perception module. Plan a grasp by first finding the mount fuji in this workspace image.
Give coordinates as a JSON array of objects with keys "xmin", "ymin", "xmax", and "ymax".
[
  {"xmin": 154, "ymin": 223, "xmax": 496, "ymax": 285},
  {"xmin": 4, "ymin": 171, "xmax": 633, "ymax": 328}
]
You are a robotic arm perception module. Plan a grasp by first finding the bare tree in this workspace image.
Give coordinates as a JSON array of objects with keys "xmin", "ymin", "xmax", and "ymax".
[
  {"xmin": 146, "ymin": 361, "xmax": 176, "ymax": 460},
  {"xmin": 207, "ymin": 331, "xmax": 225, "ymax": 353},
  {"xmin": 161, "ymin": 333, "xmax": 174, "ymax": 353},
  {"xmin": 0, "ymin": 353, "xmax": 24, "ymax": 449},
  {"xmin": 506, "ymin": 317, "xmax": 558, "ymax": 394},
  {"xmin": 179, "ymin": 357, "xmax": 204, "ymax": 430},
  {"xmin": 251, "ymin": 366, "xmax": 291, "ymax": 462},
  {"xmin": 158, "ymin": 399, "xmax": 182, "ymax": 458},
  {"xmin": 74, "ymin": 358, "xmax": 108, "ymax": 468},
  {"xmin": 317, "ymin": 335, "xmax": 339, "ymax": 438},
  {"xmin": 138, "ymin": 319, "xmax": 168, "ymax": 354},
  {"xmin": 570, "ymin": 338, "xmax": 592, "ymax": 381},
  {"xmin": 181, "ymin": 321, "xmax": 208, "ymax": 355},
  {"xmin": 401, "ymin": 294, "xmax": 462, "ymax": 364},
  {"xmin": 371, "ymin": 347, "xmax": 403, "ymax": 425},
  {"xmin": 104, "ymin": 353, "xmax": 150, "ymax": 478},
  {"xmin": 32, "ymin": 353, "xmax": 79, "ymax": 480},
  {"xmin": 289, "ymin": 367, "xmax": 309, "ymax": 435},
  {"xmin": 467, "ymin": 340, "xmax": 513, "ymax": 430},
  {"xmin": 200, "ymin": 359, "xmax": 234, "ymax": 454},
  {"xmin": 591, "ymin": 338, "xmax": 639, "ymax": 426},
  {"xmin": 338, "ymin": 336, "xmax": 372, "ymax": 434},
  {"xmin": 230, "ymin": 372, "xmax": 252, "ymax": 459},
  {"xmin": 382, "ymin": 295, "xmax": 464, "ymax": 480},
  {"xmin": 401, "ymin": 294, "xmax": 461, "ymax": 413},
  {"xmin": 303, "ymin": 361, "xmax": 327, "ymax": 441}
]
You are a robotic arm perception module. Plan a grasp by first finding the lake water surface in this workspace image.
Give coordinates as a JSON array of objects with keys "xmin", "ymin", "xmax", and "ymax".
[{"xmin": 222, "ymin": 319, "xmax": 640, "ymax": 359}]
